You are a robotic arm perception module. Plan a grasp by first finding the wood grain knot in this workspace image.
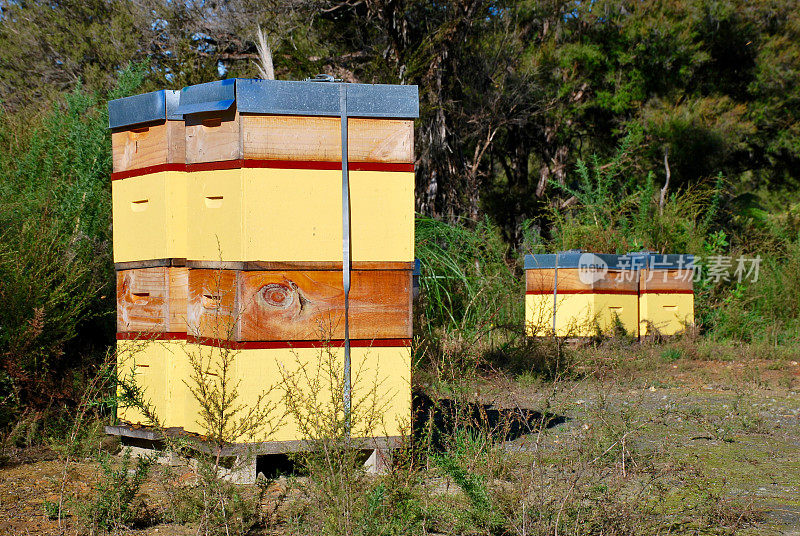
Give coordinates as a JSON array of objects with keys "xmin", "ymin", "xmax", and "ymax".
[{"xmin": 259, "ymin": 283, "xmax": 296, "ymax": 309}]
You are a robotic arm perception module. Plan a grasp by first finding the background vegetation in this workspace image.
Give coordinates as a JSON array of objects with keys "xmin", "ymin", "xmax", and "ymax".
[{"xmin": 0, "ymin": 0, "xmax": 799, "ymax": 479}]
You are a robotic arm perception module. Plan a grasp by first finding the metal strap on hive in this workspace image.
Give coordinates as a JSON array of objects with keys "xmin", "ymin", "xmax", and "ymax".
[{"xmin": 340, "ymin": 84, "xmax": 352, "ymax": 430}]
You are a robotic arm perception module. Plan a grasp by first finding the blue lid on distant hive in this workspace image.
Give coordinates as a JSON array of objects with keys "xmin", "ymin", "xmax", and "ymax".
[
  {"xmin": 176, "ymin": 78, "xmax": 419, "ymax": 119},
  {"xmin": 625, "ymin": 251, "xmax": 695, "ymax": 270},
  {"xmin": 108, "ymin": 90, "xmax": 182, "ymax": 129},
  {"xmin": 524, "ymin": 251, "xmax": 631, "ymax": 271}
]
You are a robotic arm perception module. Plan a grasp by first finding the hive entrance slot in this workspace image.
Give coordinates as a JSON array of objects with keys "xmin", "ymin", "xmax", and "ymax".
[
  {"xmin": 131, "ymin": 199, "xmax": 149, "ymax": 212},
  {"xmin": 204, "ymin": 196, "xmax": 224, "ymax": 208},
  {"xmin": 202, "ymin": 294, "xmax": 222, "ymax": 309},
  {"xmin": 202, "ymin": 117, "xmax": 223, "ymax": 128}
]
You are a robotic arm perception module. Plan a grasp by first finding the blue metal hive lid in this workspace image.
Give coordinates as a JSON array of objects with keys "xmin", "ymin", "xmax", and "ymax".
[
  {"xmin": 624, "ymin": 251, "xmax": 694, "ymax": 269},
  {"xmin": 648, "ymin": 253, "xmax": 694, "ymax": 270},
  {"xmin": 176, "ymin": 78, "xmax": 419, "ymax": 119},
  {"xmin": 108, "ymin": 89, "xmax": 181, "ymax": 129},
  {"xmin": 413, "ymin": 258, "xmax": 421, "ymax": 276},
  {"xmin": 524, "ymin": 251, "xmax": 631, "ymax": 271}
]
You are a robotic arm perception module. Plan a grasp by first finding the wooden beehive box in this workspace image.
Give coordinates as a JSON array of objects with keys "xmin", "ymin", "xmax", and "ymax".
[
  {"xmin": 116, "ymin": 266, "xmax": 188, "ymax": 334},
  {"xmin": 176, "ymin": 79, "xmax": 417, "ymax": 264},
  {"xmin": 110, "ymin": 90, "xmax": 185, "ymax": 176},
  {"xmin": 525, "ymin": 252, "xmax": 639, "ymax": 337},
  {"xmin": 179, "ymin": 79, "xmax": 414, "ymax": 165},
  {"xmin": 633, "ymin": 253, "xmax": 695, "ymax": 336},
  {"xmin": 186, "ymin": 267, "xmax": 412, "ymax": 342}
]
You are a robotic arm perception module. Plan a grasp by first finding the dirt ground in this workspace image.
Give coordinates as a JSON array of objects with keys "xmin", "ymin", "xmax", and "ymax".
[{"xmin": 1, "ymin": 352, "xmax": 798, "ymax": 535}]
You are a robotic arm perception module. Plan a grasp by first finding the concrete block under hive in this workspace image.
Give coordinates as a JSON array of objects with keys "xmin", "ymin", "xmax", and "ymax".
[{"xmin": 525, "ymin": 252, "xmax": 639, "ymax": 337}]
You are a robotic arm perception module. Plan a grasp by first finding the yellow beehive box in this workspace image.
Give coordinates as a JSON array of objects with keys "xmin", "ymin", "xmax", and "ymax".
[
  {"xmin": 525, "ymin": 252, "xmax": 639, "ymax": 337},
  {"xmin": 116, "ymin": 338, "xmax": 182, "ymax": 426},
  {"xmin": 635, "ymin": 253, "xmax": 695, "ymax": 336},
  {"xmin": 116, "ymin": 339, "xmax": 411, "ymax": 442},
  {"xmin": 109, "ymin": 89, "xmax": 185, "ymax": 176},
  {"xmin": 184, "ymin": 167, "xmax": 413, "ymax": 263},
  {"xmin": 112, "ymin": 171, "xmax": 188, "ymax": 263}
]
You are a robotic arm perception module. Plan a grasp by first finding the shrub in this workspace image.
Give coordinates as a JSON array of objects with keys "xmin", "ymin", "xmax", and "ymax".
[
  {"xmin": 0, "ymin": 62, "xmax": 148, "ymax": 430},
  {"xmin": 81, "ymin": 447, "xmax": 155, "ymax": 531}
]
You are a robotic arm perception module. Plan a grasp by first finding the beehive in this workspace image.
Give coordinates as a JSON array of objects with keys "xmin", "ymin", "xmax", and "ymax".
[
  {"xmin": 110, "ymin": 79, "xmax": 418, "ymax": 450},
  {"xmin": 633, "ymin": 253, "xmax": 695, "ymax": 336},
  {"xmin": 524, "ymin": 252, "xmax": 639, "ymax": 337}
]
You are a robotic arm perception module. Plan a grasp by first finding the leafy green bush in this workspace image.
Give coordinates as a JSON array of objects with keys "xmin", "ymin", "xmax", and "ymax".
[
  {"xmin": 0, "ymin": 63, "xmax": 147, "ymax": 430},
  {"xmin": 81, "ymin": 448, "xmax": 155, "ymax": 531},
  {"xmin": 415, "ymin": 215, "xmax": 520, "ymax": 338},
  {"xmin": 543, "ymin": 128, "xmax": 715, "ymax": 255}
]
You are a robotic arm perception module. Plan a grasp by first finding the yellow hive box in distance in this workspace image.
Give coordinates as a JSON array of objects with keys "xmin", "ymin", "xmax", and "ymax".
[
  {"xmin": 525, "ymin": 252, "xmax": 639, "ymax": 337},
  {"xmin": 635, "ymin": 253, "xmax": 695, "ymax": 336},
  {"xmin": 116, "ymin": 339, "xmax": 411, "ymax": 443},
  {"xmin": 186, "ymin": 167, "xmax": 414, "ymax": 263}
]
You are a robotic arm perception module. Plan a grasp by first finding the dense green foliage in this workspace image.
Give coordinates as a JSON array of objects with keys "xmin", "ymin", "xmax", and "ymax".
[
  {"xmin": 0, "ymin": 64, "xmax": 146, "ymax": 426},
  {"xmin": 1, "ymin": 1, "xmax": 799, "ymax": 428}
]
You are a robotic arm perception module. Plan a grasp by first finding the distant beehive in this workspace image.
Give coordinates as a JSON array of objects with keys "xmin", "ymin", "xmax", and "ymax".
[
  {"xmin": 524, "ymin": 251, "xmax": 695, "ymax": 338},
  {"xmin": 109, "ymin": 79, "xmax": 418, "ymax": 446},
  {"xmin": 524, "ymin": 252, "xmax": 639, "ymax": 337},
  {"xmin": 631, "ymin": 252, "xmax": 695, "ymax": 336}
]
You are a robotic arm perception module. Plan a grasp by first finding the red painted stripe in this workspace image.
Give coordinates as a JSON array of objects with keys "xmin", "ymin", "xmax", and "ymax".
[
  {"xmin": 187, "ymin": 159, "xmax": 246, "ymax": 172},
  {"xmin": 640, "ymin": 289, "xmax": 694, "ymax": 295},
  {"xmin": 116, "ymin": 332, "xmax": 188, "ymax": 341},
  {"xmin": 184, "ymin": 337, "xmax": 412, "ymax": 349},
  {"xmin": 111, "ymin": 163, "xmax": 188, "ymax": 181},
  {"xmin": 526, "ymin": 290, "xmax": 639, "ymax": 296},
  {"xmin": 185, "ymin": 159, "xmax": 415, "ymax": 173}
]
